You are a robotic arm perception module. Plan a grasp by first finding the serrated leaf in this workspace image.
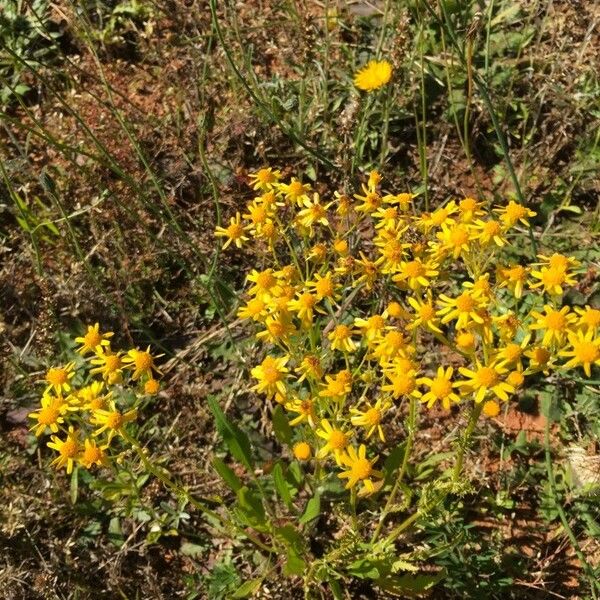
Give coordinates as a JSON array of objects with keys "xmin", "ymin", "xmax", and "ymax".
[
  {"xmin": 180, "ymin": 542, "xmax": 205, "ymax": 558},
  {"xmin": 208, "ymin": 396, "xmax": 254, "ymax": 471}
]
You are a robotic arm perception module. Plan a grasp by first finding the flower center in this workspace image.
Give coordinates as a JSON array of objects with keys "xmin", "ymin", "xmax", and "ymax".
[
  {"xmin": 404, "ymin": 260, "xmax": 424, "ymax": 278},
  {"xmin": 83, "ymin": 446, "xmax": 102, "ymax": 464},
  {"xmin": 431, "ymin": 377, "xmax": 452, "ymax": 398},
  {"xmin": 456, "ymin": 293, "xmax": 475, "ymax": 312},
  {"xmin": 47, "ymin": 368, "xmax": 67, "ymax": 385},
  {"xmin": 106, "ymin": 412, "xmax": 124, "ymax": 429},
  {"xmin": 84, "ymin": 331, "xmax": 102, "ymax": 348},
  {"xmin": 38, "ymin": 406, "xmax": 59, "ymax": 425},
  {"xmin": 329, "ymin": 430, "xmax": 348, "ymax": 450},
  {"xmin": 104, "ymin": 355, "xmax": 121, "ymax": 372},
  {"xmin": 364, "ymin": 408, "xmax": 381, "ymax": 426},
  {"xmin": 351, "ymin": 458, "xmax": 372, "ymax": 480},
  {"xmin": 60, "ymin": 439, "xmax": 79, "ymax": 458},
  {"xmin": 476, "ymin": 367, "xmax": 498, "ymax": 387},
  {"xmin": 419, "ymin": 304, "xmax": 435, "ymax": 321},
  {"xmin": 575, "ymin": 342, "xmax": 599, "ymax": 363},
  {"xmin": 256, "ymin": 271, "xmax": 275, "ymax": 290},
  {"xmin": 134, "ymin": 351, "xmax": 153, "ymax": 371},
  {"xmin": 226, "ymin": 223, "xmax": 243, "ymax": 239},
  {"xmin": 316, "ymin": 278, "xmax": 334, "ymax": 297},
  {"xmin": 545, "ymin": 311, "xmax": 566, "ymax": 330}
]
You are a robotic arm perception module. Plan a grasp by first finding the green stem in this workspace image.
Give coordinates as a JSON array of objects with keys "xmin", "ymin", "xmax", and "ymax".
[
  {"xmin": 453, "ymin": 402, "xmax": 484, "ymax": 482},
  {"xmin": 371, "ymin": 395, "xmax": 418, "ymax": 544},
  {"xmin": 122, "ymin": 430, "xmax": 276, "ymax": 554}
]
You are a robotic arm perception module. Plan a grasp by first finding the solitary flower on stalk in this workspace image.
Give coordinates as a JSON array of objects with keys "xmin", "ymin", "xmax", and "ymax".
[{"xmin": 354, "ymin": 60, "xmax": 393, "ymax": 92}]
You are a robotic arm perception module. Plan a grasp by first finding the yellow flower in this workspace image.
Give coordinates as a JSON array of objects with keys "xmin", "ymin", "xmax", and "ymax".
[
  {"xmin": 497, "ymin": 264, "xmax": 528, "ymax": 299},
  {"xmin": 122, "ymin": 346, "xmax": 162, "ymax": 381},
  {"xmin": 371, "ymin": 330, "xmax": 411, "ymax": 363},
  {"xmin": 296, "ymin": 195, "xmax": 331, "ymax": 229},
  {"xmin": 382, "ymin": 370, "xmax": 422, "ymax": 400},
  {"xmin": 246, "ymin": 269, "xmax": 281, "ymax": 300},
  {"xmin": 47, "ymin": 426, "xmax": 81, "ymax": 474},
  {"xmin": 418, "ymin": 203, "xmax": 457, "ymax": 231},
  {"xmin": 455, "ymin": 330, "xmax": 477, "ymax": 353},
  {"xmin": 575, "ymin": 306, "xmax": 600, "ymax": 333},
  {"xmin": 354, "ymin": 185, "xmax": 382, "ymax": 213},
  {"xmin": 288, "ymin": 291, "xmax": 321, "ymax": 325},
  {"xmin": 278, "ymin": 178, "xmax": 312, "ymax": 206},
  {"xmin": 251, "ymin": 355, "xmax": 289, "ymax": 399},
  {"xmin": 44, "ymin": 362, "xmax": 76, "ymax": 394},
  {"xmin": 458, "ymin": 362, "xmax": 514, "ymax": 403},
  {"xmin": 472, "ymin": 219, "xmax": 506, "ymax": 247},
  {"xmin": 458, "ymin": 197, "xmax": 485, "ymax": 222},
  {"xmin": 530, "ymin": 266, "xmax": 577, "ymax": 296},
  {"xmin": 29, "ymin": 393, "xmax": 67, "ymax": 436},
  {"xmin": 328, "ymin": 324, "xmax": 357, "ymax": 353},
  {"xmin": 506, "ymin": 367, "xmax": 525, "ymax": 390},
  {"xmin": 90, "ymin": 347, "xmax": 124, "ymax": 383},
  {"xmin": 354, "ymin": 314, "xmax": 386, "ymax": 343},
  {"xmin": 295, "ymin": 354, "xmax": 324, "ymax": 382},
  {"xmin": 536, "ymin": 253, "xmax": 579, "ymax": 271},
  {"xmin": 393, "ymin": 258, "xmax": 439, "ymax": 290},
  {"xmin": 249, "ymin": 167, "xmax": 281, "ymax": 191},
  {"xmin": 91, "ymin": 400, "xmax": 137, "ymax": 442},
  {"xmin": 435, "ymin": 223, "xmax": 473, "ymax": 259},
  {"xmin": 293, "ymin": 442, "xmax": 312, "ymax": 461},
  {"xmin": 306, "ymin": 273, "xmax": 337, "ymax": 301},
  {"xmin": 316, "ymin": 419, "xmax": 350, "ymax": 464},
  {"xmin": 214, "ymin": 212, "xmax": 250, "ymax": 249},
  {"xmin": 529, "ymin": 305, "xmax": 576, "ymax": 347},
  {"xmin": 79, "ymin": 438, "xmax": 109, "ymax": 469},
  {"xmin": 494, "ymin": 201, "xmax": 536, "ymax": 229},
  {"xmin": 237, "ymin": 297, "xmax": 268, "ymax": 321},
  {"xmin": 407, "ymin": 295, "xmax": 443, "ymax": 334},
  {"xmin": 320, "ymin": 371, "xmax": 352, "ymax": 400},
  {"xmin": 75, "ymin": 323, "xmax": 113, "ymax": 355},
  {"xmin": 418, "ymin": 366, "xmax": 461, "ymax": 410},
  {"xmin": 144, "ymin": 379, "xmax": 160, "ymax": 395},
  {"xmin": 354, "ymin": 252, "xmax": 379, "ymax": 290},
  {"xmin": 354, "ymin": 60, "xmax": 392, "ymax": 92},
  {"xmin": 495, "ymin": 336, "xmax": 530, "ymax": 369},
  {"xmin": 350, "ymin": 398, "xmax": 391, "ymax": 442},
  {"xmin": 559, "ymin": 330, "xmax": 600, "ymax": 377},
  {"xmin": 483, "ymin": 400, "xmax": 500, "ymax": 417},
  {"xmin": 437, "ymin": 290, "xmax": 486, "ymax": 329},
  {"xmin": 256, "ymin": 314, "xmax": 296, "ymax": 345},
  {"xmin": 524, "ymin": 345, "xmax": 554, "ymax": 374},
  {"xmin": 77, "ymin": 381, "xmax": 109, "ymax": 411},
  {"xmin": 338, "ymin": 445, "xmax": 383, "ymax": 497},
  {"xmin": 286, "ymin": 397, "xmax": 317, "ymax": 427}
]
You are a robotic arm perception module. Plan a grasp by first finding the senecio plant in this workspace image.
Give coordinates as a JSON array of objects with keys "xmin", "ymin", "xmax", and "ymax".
[
  {"xmin": 211, "ymin": 167, "xmax": 599, "ymax": 594},
  {"xmin": 30, "ymin": 325, "xmax": 162, "ymax": 474}
]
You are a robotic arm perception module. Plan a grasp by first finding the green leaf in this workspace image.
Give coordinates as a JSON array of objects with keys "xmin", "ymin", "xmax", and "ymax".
[
  {"xmin": 347, "ymin": 558, "xmax": 380, "ymax": 579},
  {"xmin": 272, "ymin": 405, "xmax": 293, "ymax": 445},
  {"xmin": 272, "ymin": 462, "xmax": 294, "ymax": 510},
  {"xmin": 283, "ymin": 547, "xmax": 306, "ymax": 577},
  {"xmin": 180, "ymin": 542, "xmax": 205, "ymax": 558},
  {"xmin": 383, "ymin": 442, "xmax": 406, "ymax": 485},
  {"xmin": 236, "ymin": 486, "xmax": 266, "ymax": 527},
  {"xmin": 376, "ymin": 569, "xmax": 447, "ymax": 597},
  {"xmin": 208, "ymin": 396, "xmax": 254, "ymax": 471},
  {"xmin": 213, "ymin": 457, "xmax": 243, "ymax": 492},
  {"xmin": 299, "ymin": 493, "xmax": 320, "ymax": 525},
  {"xmin": 231, "ymin": 578, "xmax": 263, "ymax": 598}
]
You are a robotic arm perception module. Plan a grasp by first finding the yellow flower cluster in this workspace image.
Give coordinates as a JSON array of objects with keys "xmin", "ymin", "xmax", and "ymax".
[
  {"xmin": 217, "ymin": 170, "xmax": 598, "ymax": 496},
  {"xmin": 29, "ymin": 323, "xmax": 162, "ymax": 474}
]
